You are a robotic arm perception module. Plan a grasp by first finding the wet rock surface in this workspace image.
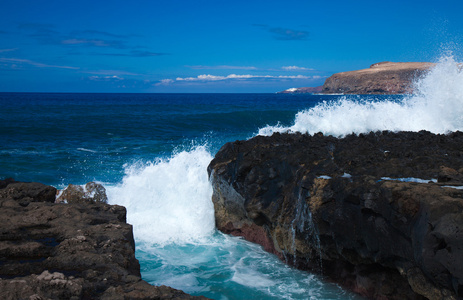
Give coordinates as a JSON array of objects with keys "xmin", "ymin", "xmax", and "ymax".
[
  {"xmin": 0, "ymin": 179, "xmax": 207, "ymax": 300},
  {"xmin": 56, "ymin": 182, "xmax": 109, "ymax": 204},
  {"xmin": 208, "ymin": 131, "xmax": 463, "ymax": 300}
]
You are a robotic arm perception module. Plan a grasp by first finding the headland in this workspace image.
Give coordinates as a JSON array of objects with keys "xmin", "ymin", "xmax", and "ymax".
[{"xmin": 280, "ymin": 61, "xmax": 434, "ymax": 94}]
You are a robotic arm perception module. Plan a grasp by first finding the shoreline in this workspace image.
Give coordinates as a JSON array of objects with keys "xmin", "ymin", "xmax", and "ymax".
[{"xmin": 0, "ymin": 178, "xmax": 208, "ymax": 300}]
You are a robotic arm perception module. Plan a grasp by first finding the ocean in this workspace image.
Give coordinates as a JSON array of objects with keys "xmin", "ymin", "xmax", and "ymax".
[{"xmin": 1, "ymin": 55, "xmax": 462, "ymax": 299}]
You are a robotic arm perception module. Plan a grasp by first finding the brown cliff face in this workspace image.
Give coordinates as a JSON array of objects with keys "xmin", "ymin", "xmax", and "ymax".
[{"xmin": 322, "ymin": 62, "xmax": 434, "ymax": 94}]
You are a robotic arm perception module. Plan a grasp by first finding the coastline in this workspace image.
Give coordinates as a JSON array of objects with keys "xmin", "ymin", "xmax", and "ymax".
[
  {"xmin": 279, "ymin": 61, "xmax": 434, "ymax": 95},
  {"xmin": 0, "ymin": 178, "xmax": 208, "ymax": 300}
]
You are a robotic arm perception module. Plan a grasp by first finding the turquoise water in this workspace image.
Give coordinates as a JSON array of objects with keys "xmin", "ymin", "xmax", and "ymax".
[{"xmin": 0, "ymin": 92, "xmax": 363, "ymax": 299}]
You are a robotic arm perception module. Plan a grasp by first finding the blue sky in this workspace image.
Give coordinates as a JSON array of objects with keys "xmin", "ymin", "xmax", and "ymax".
[{"xmin": 0, "ymin": 0, "xmax": 462, "ymax": 93}]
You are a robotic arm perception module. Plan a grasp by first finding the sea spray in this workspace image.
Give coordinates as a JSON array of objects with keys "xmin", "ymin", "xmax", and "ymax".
[
  {"xmin": 107, "ymin": 145, "xmax": 215, "ymax": 245},
  {"xmin": 258, "ymin": 54, "xmax": 463, "ymax": 137},
  {"xmin": 106, "ymin": 144, "xmax": 362, "ymax": 299}
]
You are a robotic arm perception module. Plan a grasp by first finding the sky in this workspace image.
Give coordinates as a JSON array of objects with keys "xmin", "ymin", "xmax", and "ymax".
[{"xmin": 0, "ymin": 0, "xmax": 462, "ymax": 93}]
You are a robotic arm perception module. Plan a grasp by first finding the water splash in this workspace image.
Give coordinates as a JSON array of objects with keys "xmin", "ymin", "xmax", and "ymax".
[
  {"xmin": 259, "ymin": 54, "xmax": 463, "ymax": 137},
  {"xmin": 107, "ymin": 145, "xmax": 215, "ymax": 246}
]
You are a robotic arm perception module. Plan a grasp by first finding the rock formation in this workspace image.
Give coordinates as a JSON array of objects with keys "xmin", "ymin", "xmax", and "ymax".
[
  {"xmin": 56, "ymin": 182, "xmax": 108, "ymax": 204},
  {"xmin": 0, "ymin": 179, "xmax": 207, "ymax": 300},
  {"xmin": 208, "ymin": 131, "xmax": 463, "ymax": 299},
  {"xmin": 322, "ymin": 62, "xmax": 434, "ymax": 94}
]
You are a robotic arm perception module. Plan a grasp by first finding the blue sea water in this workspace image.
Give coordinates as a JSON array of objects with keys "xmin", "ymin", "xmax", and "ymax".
[
  {"xmin": 0, "ymin": 92, "xmax": 363, "ymax": 299},
  {"xmin": 0, "ymin": 92, "xmax": 329, "ymax": 186},
  {"xmin": 1, "ymin": 55, "xmax": 462, "ymax": 300}
]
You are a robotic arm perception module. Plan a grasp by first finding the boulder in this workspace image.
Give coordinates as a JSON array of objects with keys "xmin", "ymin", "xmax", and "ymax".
[
  {"xmin": 0, "ymin": 179, "xmax": 208, "ymax": 300},
  {"xmin": 56, "ymin": 182, "xmax": 108, "ymax": 204},
  {"xmin": 208, "ymin": 131, "xmax": 463, "ymax": 299},
  {"xmin": 322, "ymin": 62, "xmax": 434, "ymax": 94}
]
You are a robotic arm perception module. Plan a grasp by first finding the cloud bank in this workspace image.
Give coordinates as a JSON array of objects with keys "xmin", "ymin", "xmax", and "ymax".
[
  {"xmin": 282, "ymin": 66, "xmax": 314, "ymax": 71},
  {"xmin": 187, "ymin": 65, "xmax": 258, "ymax": 70},
  {"xmin": 157, "ymin": 73, "xmax": 323, "ymax": 85}
]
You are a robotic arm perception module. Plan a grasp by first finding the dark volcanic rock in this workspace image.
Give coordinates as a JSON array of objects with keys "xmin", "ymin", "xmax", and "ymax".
[
  {"xmin": 208, "ymin": 131, "xmax": 463, "ymax": 300},
  {"xmin": 56, "ymin": 182, "xmax": 108, "ymax": 204},
  {"xmin": 0, "ymin": 179, "xmax": 207, "ymax": 300},
  {"xmin": 0, "ymin": 178, "xmax": 57, "ymax": 205},
  {"xmin": 322, "ymin": 62, "xmax": 434, "ymax": 94}
]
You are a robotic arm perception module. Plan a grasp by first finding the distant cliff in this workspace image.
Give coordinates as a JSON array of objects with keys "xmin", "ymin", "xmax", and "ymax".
[{"xmin": 322, "ymin": 62, "xmax": 434, "ymax": 94}]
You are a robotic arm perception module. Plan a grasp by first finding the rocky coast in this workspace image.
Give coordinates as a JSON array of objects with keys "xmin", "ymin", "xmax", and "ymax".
[
  {"xmin": 280, "ymin": 61, "xmax": 434, "ymax": 94},
  {"xmin": 0, "ymin": 179, "xmax": 207, "ymax": 300},
  {"xmin": 208, "ymin": 131, "xmax": 463, "ymax": 299},
  {"xmin": 321, "ymin": 62, "xmax": 433, "ymax": 94}
]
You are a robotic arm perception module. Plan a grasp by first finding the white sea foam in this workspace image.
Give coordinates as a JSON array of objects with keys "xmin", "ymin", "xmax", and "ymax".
[
  {"xmin": 259, "ymin": 55, "xmax": 463, "ymax": 137},
  {"xmin": 77, "ymin": 148, "xmax": 98, "ymax": 153},
  {"xmin": 107, "ymin": 145, "xmax": 215, "ymax": 246},
  {"xmin": 442, "ymin": 185, "xmax": 463, "ymax": 190},
  {"xmin": 380, "ymin": 177, "xmax": 438, "ymax": 183}
]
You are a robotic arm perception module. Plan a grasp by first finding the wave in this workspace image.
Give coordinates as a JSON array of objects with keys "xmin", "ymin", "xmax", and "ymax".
[
  {"xmin": 258, "ymin": 55, "xmax": 463, "ymax": 137},
  {"xmin": 106, "ymin": 145, "xmax": 215, "ymax": 246}
]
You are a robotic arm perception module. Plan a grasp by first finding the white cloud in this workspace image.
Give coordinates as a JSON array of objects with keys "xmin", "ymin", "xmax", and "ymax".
[
  {"xmin": 187, "ymin": 65, "xmax": 258, "ymax": 70},
  {"xmin": 185, "ymin": 74, "xmax": 314, "ymax": 81},
  {"xmin": 176, "ymin": 74, "xmax": 226, "ymax": 81},
  {"xmin": 88, "ymin": 75, "xmax": 124, "ymax": 81},
  {"xmin": 159, "ymin": 73, "xmax": 318, "ymax": 85},
  {"xmin": 277, "ymin": 75, "xmax": 312, "ymax": 79},
  {"xmin": 156, "ymin": 79, "xmax": 174, "ymax": 85},
  {"xmin": 282, "ymin": 66, "xmax": 313, "ymax": 71}
]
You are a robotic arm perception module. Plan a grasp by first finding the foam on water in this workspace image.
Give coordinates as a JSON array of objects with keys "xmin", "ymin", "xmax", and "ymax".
[
  {"xmin": 380, "ymin": 177, "xmax": 438, "ymax": 183},
  {"xmin": 77, "ymin": 148, "xmax": 98, "ymax": 153},
  {"xmin": 107, "ymin": 145, "xmax": 215, "ymax": 246},
  {"xmin": 106, "ymin": 143, "xmax": 363, "ymax": 299},
  {"xmin": 135, "ymin": 231, "xmax": 362, "ymax": 299},
  {"xmin": 259, "ymin": 55, "xmax": 463, "ymax": 137}
]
